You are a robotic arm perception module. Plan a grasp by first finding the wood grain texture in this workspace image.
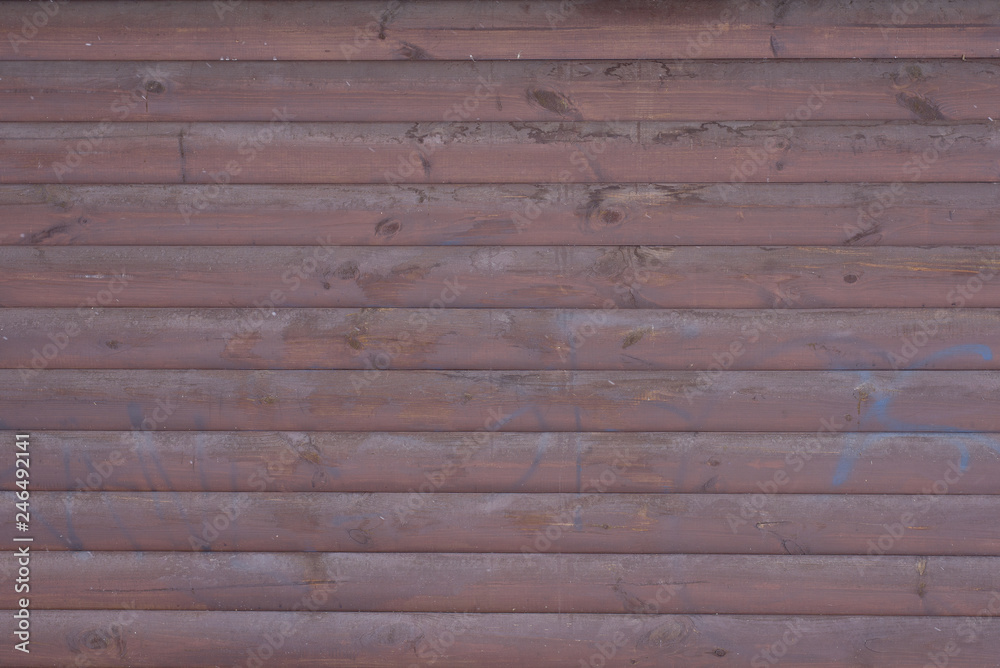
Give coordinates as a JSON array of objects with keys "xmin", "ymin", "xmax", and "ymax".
[
  {"xmin": 2, "ymin": 245, "xmax": 999, "ymax": 309},
  {"xmin": 3, "ymin": 59, "xmax": 999, "ymax": 122},
  {"xmin": 2, "ymin": 492, "xmax": 998, "ymax": 554},
  {"xmin": 2, "ymin": 121, "xmax": 998, "ymax": 184},
  {"xmin": 5, "ymin": 0, "xmax": 1000, "ymax": 663},
  {"xmin": 4, "ymin": 183, "xmax": 1000, "ymax": 247},
  {"xmin": 4, "ymin": 612, "xmax": 1000, "ymax": 667},
  {"xmin": 4, "ymin": 431, "xmax": 998, "ymax": 494},
  {"xmin": 3, "ymin": 307, "xmax": 1000, "ymax": 371},
  {"xmin": 2, "ymin": 369, "xmax": 999, "ymax": 432},
  {"xmin": 16, "ymin": 552, "xmax": 1000, "ymax": 616},
  {"xmin": 2, "ymin": 0, "xmax": 1000, "ymax": 60}
]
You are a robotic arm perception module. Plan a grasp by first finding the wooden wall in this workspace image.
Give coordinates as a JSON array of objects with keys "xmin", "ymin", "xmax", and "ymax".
[{"xmin": 2, "ymin": 1, "xmax": 1000, "ymax": 665}]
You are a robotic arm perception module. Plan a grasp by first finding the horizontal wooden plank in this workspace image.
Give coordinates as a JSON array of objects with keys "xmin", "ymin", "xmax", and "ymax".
[
  {"xmin": 3, "ymin": 308, "xmax": 999, "ymax": 372},
  {"xmin": 3, "ymin": 612, "xmax": 1000, "ymax": 667},
  {"xmin": 5, "ymin": 183, "xmax": 1000, "ymax": 247},
  {"xmin": 2, "ymin": 492, "xmax": 1000, "ymax": 554},
  {"xmin": 4, "ymin": 431, "xmax": 999, "ymax": 494},
  {"xmin": 2, "ymin": 0, "xmax": 1000, "ymax": 61},
  {"xmin": 1, "ymin": 613, "xmax": 997, "ymax": 668},
  {"xmin": 0, "ymin": 368, "xmax": 997, "ymax": 436},
  {"xmin": 2, "ymin": 246, "xmax": 999, "ymax": 309},
  {"xmin": 2, "ymin": 121, "xmax": 998, "ymax": 184},
  {"xmin": 3, "ymin": 59, "xmax": 999, "ymax": 122},
  {"xmin": 16, "ymin": 552, "xmax": 1000, "ymax": 616},
  {"xmin": 3, "ymin": 370, "xmax": 999, "ymax": 432}
]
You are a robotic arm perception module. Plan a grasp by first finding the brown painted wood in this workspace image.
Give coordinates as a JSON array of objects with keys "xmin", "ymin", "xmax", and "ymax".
[
  {"xmin": 4, "ymin": 183, "xmax": 1000, "ymax": 247},
  {"xmin": 2, "ymin": 492, "xmax": 998, "ymax": 554},
  {"xmin": 2, "ymin": 430, "xmax": 997, "ymax": 495},
  {"xmin": 6, "ymin": 612, "xmax": 1000, "ymax": 667},
  {"xmin": 2, "ymin": 246, "xmax": 999, "ymax": 309},
  {"xmin": 17, "ymin": 552, "xmax": 1000, "ymax": 616},
  {"xmin": 5, "ymin": 0, "xmax": 1000, "ymax": 663},
  {"xmin": 3, "ymin": 308, "xmax": 999, "ymax": 372},
  {"xmin": 2, "ymin": 121, "xmax": 998, "ymax": 184},
  {"xmin": 3, "ymin": 60, "xmax": 999, "ymax": 122},
  {"xmin": 3, "ymin": 369, "xmax": 999, "ymax": 432},
  {"xmin": 2, "ymin": 0, "xmax": 1000, "ymax": 61}
]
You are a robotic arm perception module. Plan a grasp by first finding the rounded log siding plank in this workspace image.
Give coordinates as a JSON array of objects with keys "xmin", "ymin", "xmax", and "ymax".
[
  {"xmin": 2, "ymin": 245, "xmax": 1000, "ymax": 308},
  {"xmin": 3, "ymin": 431, "xmax": 999, "ymax": 495},
  {"xmin": 3, "ymin": 183, "xmax": 1000, "ymax": 247},
  {"xmin": 2, "ymin": 492, "xmax": 1000, "ymax": 555},
  {"xmin": 1, "ymin": 122, "xmax": 998, "ymax": 184},
  {"xmin": 1, "ymin": 0, "xmax": 999, "ymax": 60},
  {"xmin": 7, "ymin": 612, "xmax": 1000, "ymax": 666},
  {"xmin": 15, "ymin": 552, "xmax": 1000, "ymax": 616},
  {"xmin": 3, "ymin": 308, "xmax": 1000, "ymax": 371},
  {"xmin": 2, "ymin": 369, "xmax": 999, "ymax": 432},
  {"xmin": 2, "ymin": 60, "xmax": 999, "ymax": 122}
]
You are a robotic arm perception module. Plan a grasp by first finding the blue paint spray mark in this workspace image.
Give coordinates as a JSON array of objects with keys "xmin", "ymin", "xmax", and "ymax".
[
  {"xmin": 126, "ymin": 402, "xmax": 145, "ymax": 429},
  {"xmin": 506, "ymin": 432, "xmax": 552, "ymax": 492},
  {"xmin": 865, "ymin": 393, "xmax": 975, "ymax": 468},
  {"xmin": 495, "ymin": 405, "xmax": 534, "ymax": 429},
  {"xmin": 832, "ymin": 346, "xmax": 997, "ymax": 485},
  {"xmin": 907, "ymin": 344, "xmax": 993, "ymax": 368}
]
